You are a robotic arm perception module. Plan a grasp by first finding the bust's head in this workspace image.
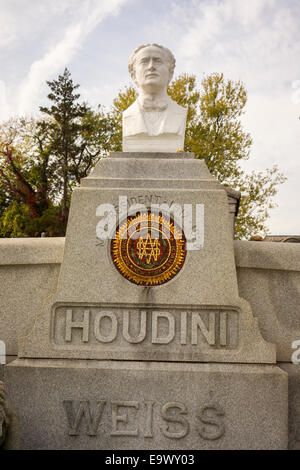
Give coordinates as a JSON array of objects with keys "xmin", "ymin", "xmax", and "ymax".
[{"xmin": 128, "ymin": 44, "xmax": 175, "ymax": 93}]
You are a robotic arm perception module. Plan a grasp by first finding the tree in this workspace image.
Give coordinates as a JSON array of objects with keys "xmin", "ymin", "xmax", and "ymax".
[
  {"xmin": 110, "ymin": 73, "xmax": 286, "ymax": 239},
  {"xmin": 0, "ymin": 70, "xmax": 115, "ymax": 237},
  {"xmin": 39, "ymin": 68, "xmax": 89, "ymax": 224},
  {"xmin": 39, "ymin": 68, "xmax": 113, "ymax": 227},
  {"xmin": 109, "ymin": 86, "xmax": 138, "ymax": 152},
  {"xmin": 0, "ymin": 118, "xmax": 54, "ymax": 236},
  {"xmin": 0, "ymin": 70, "xmax": 286, "ymax": 239},
  {"xmin": 0, "ymin": 70, "xmax": 117, "ymax": 237}
]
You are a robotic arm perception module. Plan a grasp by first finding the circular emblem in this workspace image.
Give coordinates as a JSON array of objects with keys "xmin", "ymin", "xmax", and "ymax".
[{"xmin": 111, "ymin": 212, "xmax": 186, "ymax": 286}]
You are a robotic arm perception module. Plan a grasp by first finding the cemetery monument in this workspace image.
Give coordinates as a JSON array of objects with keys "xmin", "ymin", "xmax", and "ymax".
[{"xmin": 2, "ymin": 44, "xmax": 288, "ymax": 450}]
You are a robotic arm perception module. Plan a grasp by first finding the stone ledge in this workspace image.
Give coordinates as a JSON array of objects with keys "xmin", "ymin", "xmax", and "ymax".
[
  {"xmin": 6, "ymin": 358, "xmax": 286, "ymax": 374},
  {"xmin": 0, "ymin": 238, "xmax": 65, "ymax": 266},
  {"xmin": 234, "ymin": 240, "xmax": 300, "ymax": 272},
  {"xmin": 110, "ymin": 152, "xmax": 194, "ymax": 159},
  {"xmin": 1, "ymin": 238, "xmax": 300, "ymax": 272}
]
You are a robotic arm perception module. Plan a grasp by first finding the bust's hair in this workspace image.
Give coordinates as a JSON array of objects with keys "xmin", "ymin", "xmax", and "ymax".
[{"xmin": 128, "ymin": 44, "xmax": 176, "ymax": 83}]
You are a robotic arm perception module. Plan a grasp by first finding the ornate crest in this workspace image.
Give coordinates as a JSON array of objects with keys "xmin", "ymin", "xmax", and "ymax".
[{"xmin": 111, "ymin": 212, "xmax": 186, "ymax": 286}]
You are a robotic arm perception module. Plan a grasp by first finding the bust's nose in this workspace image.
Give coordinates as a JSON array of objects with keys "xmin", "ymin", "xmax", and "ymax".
[{"xmin": 147, "ymin": 58, "xmax": 156, "ymax": 70}]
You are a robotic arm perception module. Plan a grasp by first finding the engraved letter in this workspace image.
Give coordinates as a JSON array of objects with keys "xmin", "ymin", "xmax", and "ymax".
[
  {"xmin": 144, "ymin": 401, "xmax": 155, "ymax": 438},
  {"xmin": 94, "ymin": 312, "xmax": 118, "ymax": 343},
  {"xmin": 220, "ymin": 312, "xmax": 227, "ymax": 346},
  {"xmin": 180, "ymin": 312, "xmax": 187, "ymax": 345},
  {"xmin": 191, "ymin": 312, "xmax": 216, "ymax": 345},
  {"xmin": 197, "ymin": 404, "xmax": 225, "ymax": 440},
  {"xmin": 160, "ymin": 402, "xmax": 189, "ymax": 439},
  {"xmin": 111, "ymin": 401, "xmax": 139, "ymax": 436},
  {"xmin": 65, "ymin": 309, "xmax": 90, "ymax": 343},
  {"xmin": 63, "ymin": 400, "xmax": 106, "ymax": 436},
  {"xmin": 145, "ymin": 195, "xmax": 154, "ymax": 206},
  {"xmin": 152, "ymin": 311, "xmax": 175, "ymax": 344},
  {"xmin": 96, "ymin": 203, "xmax": 116, "ymax": 240},
  {"xmin": 123, "ymin": 310, "xmax": 147, "ymax": 344}
]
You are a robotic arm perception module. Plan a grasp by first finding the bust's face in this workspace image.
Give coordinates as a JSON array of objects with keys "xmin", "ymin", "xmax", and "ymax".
[{"xmin": 133, "ymin": 46, "xmax": 172, "ymax": 93}]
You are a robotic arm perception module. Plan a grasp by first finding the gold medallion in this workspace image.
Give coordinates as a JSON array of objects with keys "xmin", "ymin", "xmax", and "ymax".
[{"xmin": 111, "ymin": 212, "xmax": 186, "ymax": 286}]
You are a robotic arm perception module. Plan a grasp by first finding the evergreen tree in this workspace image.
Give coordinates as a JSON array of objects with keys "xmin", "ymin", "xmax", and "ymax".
[
  {"xmin": 0, "ymin": 70, "xmax": 286, "ymax": 239},
  {"xmin": 40, "ymin": 68, "xmax": 90, "ymax": 224},
  {"xmin": 0, "ymin": 70, "xmax": 113, "ymax": 236}
]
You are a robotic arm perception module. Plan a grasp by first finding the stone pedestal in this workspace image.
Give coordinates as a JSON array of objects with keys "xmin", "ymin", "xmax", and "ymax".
[
  {"xmin": 5, "ymin": 152, "xmax": 288, "ymax": 449},
  {"xmin": 280, "ymin": 364, "xmax": 300, "ymax": 449},
  {"xmin": 18, "ymin": 153, "xmax": 275, "ymax": 364},
  {"xmin": 5, "ymin": 360, "xmax": 287, "ymax": 450}
]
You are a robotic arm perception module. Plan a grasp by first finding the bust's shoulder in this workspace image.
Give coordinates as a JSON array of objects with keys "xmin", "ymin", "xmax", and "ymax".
[
  {"xmin": 123, "ymin": 100, "xmax": 139, "ymax": 117},
  {"xmin": 167, "ymin": 98, "xmax": 187, "ymax": 115}
]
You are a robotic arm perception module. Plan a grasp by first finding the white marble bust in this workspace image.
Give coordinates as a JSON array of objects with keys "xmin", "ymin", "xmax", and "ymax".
[{"xmin": 123, "ymin": 44, "xmax": 187, "ymax": 153}]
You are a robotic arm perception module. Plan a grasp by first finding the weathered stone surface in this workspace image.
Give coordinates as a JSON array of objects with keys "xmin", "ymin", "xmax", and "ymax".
[
  {"xmin": 1, "ymin": 239, "xmax": 299, "ymax": 362},
  {"xmin": 0, "ymin": 238, "xmax": 63, "ymax": 356},
  {"xmin": 82, "ymin": 155, "xmax": 240, "ymax": 235},
  {"xmin": 110, "ymin": 151, "xmax": 194, "ymax": 159},
  {"xmin": 236, "ymin": 241, "xmax": 300, "ymax": 361},
  {"xmin": 279, "ymin": 363, "xmax": 300, "ymax": 450},
  {"xmin": 1, "ymin": 358, "xmax": 15, "ymax": 381},
  {"xmin": 0, "ymin": 381, "xmax": 8, "ymax": 447},
  {"xmin": 82, "ymin": 153, "xmax": 214, "ymax": 184},
  {"xmin": 0, "ymin": 237, "xmax": 64, "ymax": 266},
  {"xmin": 18, "ymin": 154, "xmax": 274, "ymax": 363},
  {"xmin": 5, "ymin": 359, "xmax": 288, "ymax": 450},
  {"xmin": 0, "ymin": 380, "xmax": 19, "ymax": 450},
  {"xmin": 48, "ymin": 302, "xmax": 271, "ymax": 363}
]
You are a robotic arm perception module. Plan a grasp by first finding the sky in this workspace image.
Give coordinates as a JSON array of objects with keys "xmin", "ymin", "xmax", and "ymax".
[{"xmin": 0, "ymin": 0, "xmax": 299, "ymax": 235}]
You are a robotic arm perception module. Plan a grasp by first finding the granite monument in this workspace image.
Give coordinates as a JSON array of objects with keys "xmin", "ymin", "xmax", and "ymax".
[{"xmin": 3, "ymin": 44, "xmax": 288, "ymax": 450}]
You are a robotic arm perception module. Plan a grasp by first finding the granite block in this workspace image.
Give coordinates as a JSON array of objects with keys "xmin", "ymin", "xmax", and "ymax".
[{"xmin": 5, "ymin": 359, "xmax": 288, "ymax": 450}]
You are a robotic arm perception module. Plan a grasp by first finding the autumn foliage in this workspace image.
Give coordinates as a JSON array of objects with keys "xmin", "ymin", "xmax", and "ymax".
[{"xmin": 0, "ymin": 69, "xmax": 286, "ymax": 239}]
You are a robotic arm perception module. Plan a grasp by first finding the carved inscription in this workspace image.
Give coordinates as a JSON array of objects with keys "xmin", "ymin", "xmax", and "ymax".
[
  {"xmin": 63, "ymin": 400, "xmax": 225, "ymax": 441},
  {"xmin": 53, "ymin": 306, "xmax": 239, "ymax": 356},
  {"xmin": 112, "ymin": 195, "xmax": 177, "ymax": 216},
  {"xmin": 96, "ymin": 195, "xmax": 177, "ymax": 246}
]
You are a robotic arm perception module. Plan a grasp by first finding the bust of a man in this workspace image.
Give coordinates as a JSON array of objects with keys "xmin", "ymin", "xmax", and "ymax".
[{"xmin": 123, "ymin": 43, "xmax": 187, "ymax": 153}]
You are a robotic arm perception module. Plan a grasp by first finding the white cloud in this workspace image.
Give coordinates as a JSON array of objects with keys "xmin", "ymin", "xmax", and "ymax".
[
  {"xmin": 166, "ymin": 0, "xmax": 300, "ymax": 234},
  {"xmin": 242, "ymin": 92, "xmax": 300, "ymax": 167},
  {"xmin": 0, "ymin": 0, "xmax": 75, "ymax": 48},
  {"xmin": 291, "ymin": 81, "xmax": 300, "ymax": 105},
  {"xmin": 0, "ymin": 0, "xmax": 129, "ymax": 118},
  {"xmin": 17, "ymin": 24, "xmax": 85, "ymax": 116},
  {"xmin": 0, "ymin": 0, "xmax": 299, "ymax": 234},
  {"xmin": 172, "ymin": 0, "xmax": 299, "ymax": 92}
]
